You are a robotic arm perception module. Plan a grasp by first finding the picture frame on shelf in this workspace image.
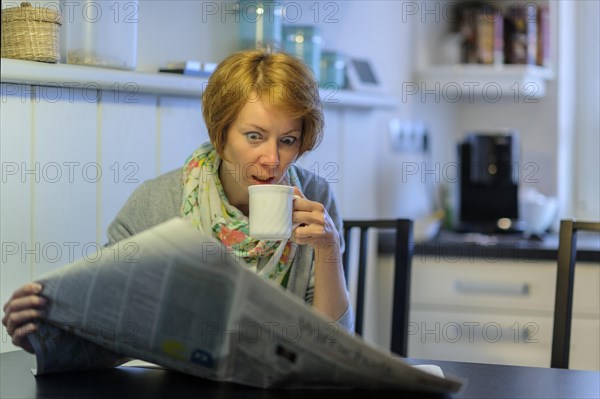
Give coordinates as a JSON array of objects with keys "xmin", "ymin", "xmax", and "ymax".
[{"xmin": 346, "ymin": 58, "xmax": 385, "ymax": 93}]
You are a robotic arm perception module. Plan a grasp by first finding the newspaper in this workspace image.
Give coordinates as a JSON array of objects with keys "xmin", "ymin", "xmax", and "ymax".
[{"xmin": 27, "ymin": 218, "xmax": 463, "ymax": 393}]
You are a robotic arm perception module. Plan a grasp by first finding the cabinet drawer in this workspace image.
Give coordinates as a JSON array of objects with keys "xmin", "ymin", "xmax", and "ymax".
[
  {"xmin": 409, "ymin": 310, "xmax": 599, "ymax": 370},
  {"xmin": 408, "ymin": 258, "xmax": 600, "ymax": 317},
  {"xmin": 409, "ymin": 309, "xmax": 552, "ymax": 367},
  {"xmin": 410, "ymin": 259, "xmax": 556, "ymax": 313}
]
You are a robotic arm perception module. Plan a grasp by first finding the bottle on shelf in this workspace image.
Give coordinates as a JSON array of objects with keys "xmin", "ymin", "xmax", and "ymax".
[
  {"xmin": 282, "ymin": 25, "xmax": 322, "ymax": 81},
  {"xmin": 238, "ymin": 0, "xmax": 282, "ymax": 50}
]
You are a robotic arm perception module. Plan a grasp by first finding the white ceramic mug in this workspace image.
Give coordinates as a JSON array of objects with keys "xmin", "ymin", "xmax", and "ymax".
[{"xmin": 249, "ymin": 185, "xmax": 294, "ymax": 240}]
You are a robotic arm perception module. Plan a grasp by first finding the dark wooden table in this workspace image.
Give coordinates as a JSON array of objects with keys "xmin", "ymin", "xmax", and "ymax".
[{"xmin": 1, "ymin": 350, "xmax": 599, "ymax": 398}]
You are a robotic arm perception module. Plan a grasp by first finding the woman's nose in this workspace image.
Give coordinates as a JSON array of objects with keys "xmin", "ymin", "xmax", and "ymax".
[{"xmin": 260, "ymin": 141, "xmax": 280, "ymax": 165}]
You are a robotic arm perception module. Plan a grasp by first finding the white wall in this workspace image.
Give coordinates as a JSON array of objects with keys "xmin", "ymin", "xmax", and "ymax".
[
  {"xmin": 574, "ymin": 1, "xmax": 600, "ymax": 221},
  {"xmin": 0, "ymin": 84, "xmax": 208, "ymax": 352}
]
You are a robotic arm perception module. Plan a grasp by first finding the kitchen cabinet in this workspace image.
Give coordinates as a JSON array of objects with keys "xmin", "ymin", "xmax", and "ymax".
[{"xmin": 403, "ymin": 257, "xmax": 599, "ymax": 370}]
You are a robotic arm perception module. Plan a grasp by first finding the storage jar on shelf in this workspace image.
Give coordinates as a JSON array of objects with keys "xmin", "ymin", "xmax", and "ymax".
[
  {"xmin": 282, "ymin": 25, "xmax": 322, "ymax": 81},
  {"xmin": 238, "ymin": 0, "xmax": 282, "ymax": 50},
  {"xmin": 319, "ymin": 51, "xmax": 346, "ymax": 89},
  {"xmin": 65, "ymin": 0, "xmax": 138, "ymax": 70}
]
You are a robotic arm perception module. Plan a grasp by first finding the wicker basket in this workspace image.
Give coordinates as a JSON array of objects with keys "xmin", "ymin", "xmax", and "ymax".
[{"xmin": 1, "ymin": 2, "xmax": 61, "ymax": 63}]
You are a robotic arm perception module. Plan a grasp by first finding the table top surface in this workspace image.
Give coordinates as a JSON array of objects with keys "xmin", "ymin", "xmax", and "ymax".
[{"xmin": 1, "ymin": 350, "xmax": 599, "ymax": 399}]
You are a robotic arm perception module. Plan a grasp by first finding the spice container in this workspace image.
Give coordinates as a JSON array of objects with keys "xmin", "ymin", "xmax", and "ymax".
[
  {"xmin": 1, "ymin": 2, "xmax": 62, "ymax": 63},
  {"xmin": 319, "ymin": 51, "xmax": 346, "ymax": 89},
  {"xmin": 239, "ymin": 0, "xmax": 282, "ymax": 50},
  {"xmin": 65, "ymin": 0, "xmax": 138, "ymax": 70},
  {"xmin": 282, "ymin": 25, "xmax": 322, "ymax": 81}
]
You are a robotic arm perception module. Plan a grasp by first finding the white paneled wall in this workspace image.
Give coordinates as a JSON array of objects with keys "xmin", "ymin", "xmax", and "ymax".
[
  {"xmin": 0, "ymin": 84, "xmax": 205, "ymax": 352},
  {"xmin": 296, "ymin": 108, "xmax": 380, "ymax": 219},
  {"xmin": 296, "ymin": 108, "xmax": 343, "ymax": 211},
  {"xmin": 157, "ymin": 96, "xmax": 207, "ymax": 175},
  {"xmin": 0, "ymin": 82, "xmax": 385, "ymax": 352},
  {"xmin": 338, "ymin": 109, "xmax": 379, "ymax": 220},
  {"xmin": 1, "ymin": 84, "xmax": 34, "ymax": 353},
  {"xmin": 100, "ymin": 92, "xmax": 159, "ymax": 239},
  {"xmin": 32, "ymin": 88, "xmax": 98, "ymax": 280}
]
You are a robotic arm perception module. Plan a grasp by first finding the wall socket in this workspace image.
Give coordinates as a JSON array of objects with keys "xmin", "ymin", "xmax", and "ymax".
[{"xmin": 388, "ymin": 119, "xmax": 428, "ymax": 153}]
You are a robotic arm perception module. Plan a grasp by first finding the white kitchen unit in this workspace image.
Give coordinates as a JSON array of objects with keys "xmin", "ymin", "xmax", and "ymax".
[{"xmin": 372, "ymin": 254, "xmax": 599, "ymax": 371}]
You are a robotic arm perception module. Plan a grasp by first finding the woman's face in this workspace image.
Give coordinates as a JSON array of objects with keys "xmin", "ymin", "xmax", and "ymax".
[{"xmin": 220, "ymin": 97, "xmax": 302, "ymax": 203}]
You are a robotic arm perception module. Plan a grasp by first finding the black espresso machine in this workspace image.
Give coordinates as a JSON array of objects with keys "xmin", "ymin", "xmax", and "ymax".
[{"xmin": 457, "ymin": 132, "xmax": 524, "ymax": 233}]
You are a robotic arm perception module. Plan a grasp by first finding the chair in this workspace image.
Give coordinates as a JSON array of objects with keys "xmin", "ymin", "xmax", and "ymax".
[
  {"xmin": 551, "ymin": 219, "xmax": 600, "ymax": 369},
  {"xmin": 342, "ymin": 219, "xmax": 413, "ymax": 357}
]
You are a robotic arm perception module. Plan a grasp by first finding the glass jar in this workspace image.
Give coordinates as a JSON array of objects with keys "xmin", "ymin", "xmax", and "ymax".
[
  {"xmin": 282, "ymin": 25, "xmax": 322, "ymax": 82},
  {"xmin": 319, "ymin": 51, "xmax": 346, "ymax": 89},
  {"xmin": 239, "ymin": 0, "xmax": 282, "ymax": 50},
  {"xmin": 65, "ymin": 0, "xmax": 138, "ymax": 70}
]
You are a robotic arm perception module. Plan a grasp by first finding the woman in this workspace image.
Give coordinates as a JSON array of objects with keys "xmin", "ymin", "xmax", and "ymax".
[{"xmin": 2, "ymin": 49, "xmax": 353, "ymax": 353}]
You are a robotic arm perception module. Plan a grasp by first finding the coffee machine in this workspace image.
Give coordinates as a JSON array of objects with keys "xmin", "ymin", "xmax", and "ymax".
[{"xmin": 457, "ymin": 132, "xmax": 523, "ymax": 233}]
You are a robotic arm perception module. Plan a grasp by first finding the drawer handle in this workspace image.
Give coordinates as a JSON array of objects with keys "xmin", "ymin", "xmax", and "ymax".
[{"xmin": 454, "ymin": 281, "xmax": 530, "ymax": 296}]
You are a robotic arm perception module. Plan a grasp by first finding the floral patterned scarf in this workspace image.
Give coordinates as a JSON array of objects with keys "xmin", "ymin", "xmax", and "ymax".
[{"xmin": 181, "ymin": 142, "xmax": 300, "ymax": 287}]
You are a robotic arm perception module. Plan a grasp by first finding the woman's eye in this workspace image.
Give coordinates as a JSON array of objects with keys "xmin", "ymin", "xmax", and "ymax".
[
  {"xmin": 246, "ymin": 132, "xmax": 261, "ymax": 141},
  {"xmin": 281, "ymin": 136, "xmax": 298, "ymax": 146}
]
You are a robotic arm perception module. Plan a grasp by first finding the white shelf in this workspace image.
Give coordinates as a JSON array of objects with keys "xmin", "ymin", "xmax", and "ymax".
[
  {"xmin": 319, "ymin": 87, "xmax": 398, "ymax": 109},
  {"xmin": 0, "ymin": 58, "xmax": 206, "ymax": 98},
  {"xmin": 418, "ymin": 64, "xmax": 554, "ymax": 100},
  {"xmin": 0, "ymin": 58, "xmax": 398, "ymax": 110}
]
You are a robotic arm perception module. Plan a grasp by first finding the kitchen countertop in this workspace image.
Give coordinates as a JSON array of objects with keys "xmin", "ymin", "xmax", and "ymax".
[{"xmin": 379, "ymin": 230, "xmax": 600, "ymax": 262}]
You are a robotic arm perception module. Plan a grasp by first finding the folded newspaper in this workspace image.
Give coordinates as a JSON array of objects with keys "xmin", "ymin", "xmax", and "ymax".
[{"xmin": 27, "ymin": 218, "xmax": 463, "ymax": 393}]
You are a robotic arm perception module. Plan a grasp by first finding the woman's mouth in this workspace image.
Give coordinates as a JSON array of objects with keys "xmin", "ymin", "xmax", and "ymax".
[{"xmin": 251, "ymin": 175, "xmax": 276, "ymax": 184}]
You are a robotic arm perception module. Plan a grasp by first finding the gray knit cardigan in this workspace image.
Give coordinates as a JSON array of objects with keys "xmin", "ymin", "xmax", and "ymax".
[{"xmin": 106, "ymin": 166, "xmax": 354, "ymax": 331}]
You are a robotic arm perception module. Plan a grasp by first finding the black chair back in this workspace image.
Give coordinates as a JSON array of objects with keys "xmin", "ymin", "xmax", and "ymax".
[
  {"xmin": 342, "ymin": 219, "xmax": 413, "ymax": 357},
  {"xmin": 551, "ymin": 219, "xmax": 600, "ymax": 368}
]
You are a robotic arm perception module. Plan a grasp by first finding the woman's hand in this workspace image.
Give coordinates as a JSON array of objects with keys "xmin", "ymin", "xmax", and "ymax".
[
  {"xmin": 2, "ymin": 283, "xmax": 47, "ymax": 353},
  {"xmin": 291, "ymin": 187, "xmax": 350, "ymax": 322},
  {"xmin": 291, "ymin": 187, "xmax": 340, "ymax": 250}
]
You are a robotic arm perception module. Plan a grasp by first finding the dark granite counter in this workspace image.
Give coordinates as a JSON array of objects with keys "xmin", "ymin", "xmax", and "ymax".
[{"xmin": 379, "ymin": 230, "xmax": 600, "ymax": 263}]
